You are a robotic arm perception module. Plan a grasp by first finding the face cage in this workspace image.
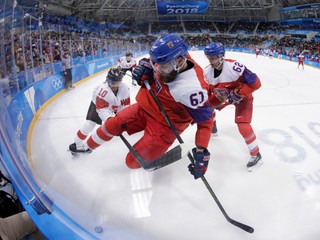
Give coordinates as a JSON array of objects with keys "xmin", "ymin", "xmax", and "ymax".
[{"xmin": 150, "ymin": 57, "xmax": 186, "ymax": 74}]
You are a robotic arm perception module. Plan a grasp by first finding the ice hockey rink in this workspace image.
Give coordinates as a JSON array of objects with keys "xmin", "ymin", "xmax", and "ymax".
[{"xmin": 30, "ymin": 51, "xmax": 320, "ymax": 240}]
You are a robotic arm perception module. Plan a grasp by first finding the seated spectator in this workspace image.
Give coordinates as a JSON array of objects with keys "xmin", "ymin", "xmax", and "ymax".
[{"xmin": 0, "ymin": 169, "xmax": 45, "ymax": 240}]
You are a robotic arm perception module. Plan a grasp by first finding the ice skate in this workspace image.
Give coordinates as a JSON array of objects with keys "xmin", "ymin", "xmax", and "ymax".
[
  {"xmin": 247, "ymin": 152, "xmax": 262, "ymax": 172},
  {"xmin": 68, "ymin": 142, "xmax": 92, "ymax": 156},
  {"xmin": 211, "ymin": 120, "xmax": 218, "ymax": 136}
]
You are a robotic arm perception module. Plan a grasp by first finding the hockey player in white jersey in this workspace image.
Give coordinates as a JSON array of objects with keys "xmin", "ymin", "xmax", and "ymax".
[
  {"xmin": 69, "ymin": 68, "xmax": 130, "ymax": 153},
  {"xmin": 117, "ymin": 51, "xmax": 137, "ymax": 85},
  {"xmin": 204, "ymin": 42, "xmax": 262, "ymax": 171}
]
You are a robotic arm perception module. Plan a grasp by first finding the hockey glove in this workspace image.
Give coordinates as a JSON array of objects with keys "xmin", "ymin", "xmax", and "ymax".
[
  {"xmin": 132, "ymin": 58, "xmax": 154, "ymax": 86},
  {"xmin": 188, "ymin": 148, "xmax": 210, "ymax": 179},
  {"xmin": 228, "ymin": 89, "xmax": 244, "ymax": 104},
  {"xmin": 214, "ymin": 88, "xmax": 229, "ymax": 103}
]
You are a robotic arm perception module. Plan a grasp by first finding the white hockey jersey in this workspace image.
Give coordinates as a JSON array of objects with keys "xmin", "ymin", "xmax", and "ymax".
[
  {"xmin": 204, "ymin": 59, "xmax": 245, "ymax": 87},
  {"xmin": 92, "ymin": 82, "xmax": 130, "ymax": 121},
  {"xmin": 204, "ymin": 59, "xmax": 261, "ymax": 108},
  {"xmin": 166, "ymin": 66, "xmax": 209, "ymax": 109},
  {"xmin": 117, "ymin": 56, "xmax": 137, "ymax": 69}
]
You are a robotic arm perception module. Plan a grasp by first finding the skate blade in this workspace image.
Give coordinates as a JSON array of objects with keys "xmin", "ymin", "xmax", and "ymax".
[
  {"xmin": 67, "ymin": 149, "xmax": 92, "ymax": 155},
  {"xmin": 67, "ymin": 149, "xmax": 79, "ymax": 158},
  {"xmin": 247, "ymin": 160, "xmax": 263, "ymax": 172}
]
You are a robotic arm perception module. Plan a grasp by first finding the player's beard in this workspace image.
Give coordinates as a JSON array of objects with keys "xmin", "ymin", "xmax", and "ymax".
[{"xmin": 157, "ymin": 70, "xmax": 178, "ymax": 83}]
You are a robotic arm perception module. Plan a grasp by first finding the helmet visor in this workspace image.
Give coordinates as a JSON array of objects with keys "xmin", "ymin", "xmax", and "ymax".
[{"xmin": 150, "ymin": 59, "xmax": 176, "ymax": 74}]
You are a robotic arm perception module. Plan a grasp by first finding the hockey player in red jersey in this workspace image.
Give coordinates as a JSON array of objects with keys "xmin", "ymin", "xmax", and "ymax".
[
  {"xmin": 204, "ymin": 42, "xmax": 262, "ymax": 171},
  {"xmin": 69, "ymin": 34, "xmax": 213, "ymax": 179},
  {"xmin": 297, "ymin": 53, "xmax": 305, "ymax": 70},
  {"xmin": 69, "ymin": 68, "xmax": 130, "ymax": 152},
  {"xmin": 254, "ymin": 47, "xmax": 260, "ymax": 58}
]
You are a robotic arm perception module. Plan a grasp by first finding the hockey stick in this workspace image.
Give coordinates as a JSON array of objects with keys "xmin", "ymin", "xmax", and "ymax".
[
  {"xmin": 125, "ymin": 72, "xmax": 132, "ymax": 78},
  {"xmin": 212, "ymin": 101, "xmax": 229, "ymax": 111},
  {"xmin": 119, "ymin": 134, "xmax": 189, "ymax": 171},
  {"xmin": 144, "ymin": 80, "xmax": 254, "ymax": 233}
]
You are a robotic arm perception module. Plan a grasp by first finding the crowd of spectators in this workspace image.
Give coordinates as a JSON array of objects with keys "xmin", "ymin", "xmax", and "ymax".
[
  {"xmin": 151, "ymin": 21, "xmax": 184, "ymax": 34},
  {"xmin": 101, "ymin": 19, "xmax": 319, "ymax": 36},
  {"xmin": 255, "ymin": 22, "xmax": 299, "ymax": 35},
  {"xmin": 3, "ymin": 29, "xmax": 147, "ymax": 79},
  {"xmin": 229, "ymin": 22, "xmax": 257, "ymax": 34},
  {"xmin": 182, "ymin": 33, "xmax": 319, "ymax": 63},
  {"xmin": 272, "ymin": 36, "xmax": 320, "ymax": 54},
  {"xmin": 2, "ymin": 12, "xmax": 320, "ymax": 94},
  {"xmin": 6, "ymin": 27, "xmax": 320, "ymax": 75},
  {"xmin": 270, "ymin": 36, "xmax": 320, "ymax": 60},
  {"xmin": 7, "ymin": 21, "xmax": 320, "ymax": 65},
  {"xmin": 184, "ymin": 21, "xmax": 218, "ymax": 33}
]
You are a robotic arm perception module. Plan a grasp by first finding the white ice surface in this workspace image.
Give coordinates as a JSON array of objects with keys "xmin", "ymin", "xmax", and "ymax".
[{"xmin": 30, "ymin": 51, "xmax": 320, "ymax": 240}]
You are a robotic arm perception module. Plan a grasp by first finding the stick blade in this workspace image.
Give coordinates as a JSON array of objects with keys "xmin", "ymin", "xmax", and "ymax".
[
  {"xmin": 229, "ymin": 219, "xmax": 254, "ymax": 233},
  {"xmin": 145, "ymin": 143, "xmax": 190, "ymax": 171}
]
